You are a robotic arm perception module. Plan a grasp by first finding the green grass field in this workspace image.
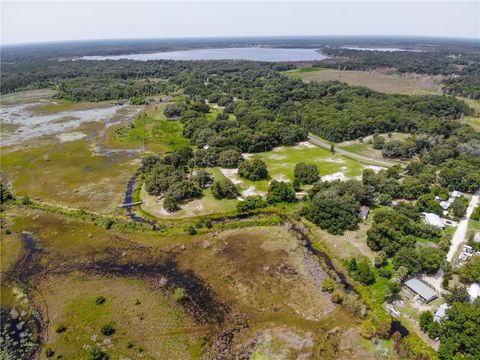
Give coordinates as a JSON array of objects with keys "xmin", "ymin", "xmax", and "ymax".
[
  {"xmin": 105, "ymin": 104, "xmax": 189, "ymax": 153},
  {"xmin": 286, "ymin": 68, "xmax": 441, "ymax": 95},
  {"xmin": 220, "ymin": 142, "xmax": 366, "ymax": 195}
]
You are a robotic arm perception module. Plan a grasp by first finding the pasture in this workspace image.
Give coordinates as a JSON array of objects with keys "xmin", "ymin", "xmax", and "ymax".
[{"xmin": 287, "ymin": 68, "xmax": 441, "ymax": 95}]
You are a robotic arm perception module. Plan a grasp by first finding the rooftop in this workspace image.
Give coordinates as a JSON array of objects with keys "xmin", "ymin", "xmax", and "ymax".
[
  {"xmin": 404, "ymin": 278, "xmax": 438, "ymax": 302},
  {"xmin": 423, "ymin": 213, "xmax": 445, "ymax": 229}
]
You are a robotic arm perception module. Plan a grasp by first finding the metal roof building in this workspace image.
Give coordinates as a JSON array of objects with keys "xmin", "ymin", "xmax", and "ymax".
[
  {"xmin": 423, "ymin": 213, "xmax": 445, "ymax": 229},
  {"xmin": 404, "ymin": 278, "xmax": 438, "ymax": 302}
]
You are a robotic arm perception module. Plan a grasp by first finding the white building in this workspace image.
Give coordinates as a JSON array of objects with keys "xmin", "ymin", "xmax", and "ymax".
[
  {"xmin": 423, "ymin": 213, "xmax": 445, "ymax": 229},
  {"xmin": 451, "ymin": 190, "xmax": 462, "ymax": 198},
  {"xmin": 434, "ymin": 303, "xmax": 450, "ymax": 322},
  {"xmin": 468, "ymin": 283, "xmax": 480, "ymax": 302},
  {"xmin": 440, "ymin": 201, "xmax": 451, "ymax": 210}
]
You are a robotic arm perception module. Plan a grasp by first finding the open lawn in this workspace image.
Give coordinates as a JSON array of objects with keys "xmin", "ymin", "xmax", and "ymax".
[
  {"xmin": 104, "ymin": 104, "xmax": 190, "ymax": 153},
  {"xmin": 286, "ymin": 68, "xmax": 441, "ymax": 95},
  {"xmin": 220, "ymin": 142, "xmax": 366, "ymax": 196}
]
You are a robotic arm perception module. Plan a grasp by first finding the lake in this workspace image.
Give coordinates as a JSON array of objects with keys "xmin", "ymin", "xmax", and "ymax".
[{"xmin": 81, "ymin": 47, "xmax": 327, "ymax": 62}]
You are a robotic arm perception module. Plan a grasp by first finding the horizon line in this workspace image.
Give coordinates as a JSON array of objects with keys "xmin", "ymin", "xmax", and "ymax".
[{"xmin": 2, "ymin": 34, "xmax": 479, "ymax": 47}]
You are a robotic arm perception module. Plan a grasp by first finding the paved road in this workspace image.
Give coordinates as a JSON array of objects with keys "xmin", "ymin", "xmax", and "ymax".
[
  {"xmin": 307, "ymin": 134, "xmax": 400, "ymax": 168},
  {"xmin": 446, "ymin": 193, "xmax": 479, "ymax": 263}
]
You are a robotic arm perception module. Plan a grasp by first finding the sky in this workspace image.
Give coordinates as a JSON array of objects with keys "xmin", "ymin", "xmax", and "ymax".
[{"xmin": 1, "ymin": 1, "xmax": 479, "ymax": 45}]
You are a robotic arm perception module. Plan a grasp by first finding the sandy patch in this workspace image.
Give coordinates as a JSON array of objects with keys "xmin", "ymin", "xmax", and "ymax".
[
  {"xmin": 321, "ymin": 172, "xmax": 348, "ymax": 182},
  {"xmin": 242, "ymin": 153, "xmax": 254, "ymax": 159},
  {"xmin": 268, "ymin": 154, "xmax": 287, "ymax": 160},
  {"xmin": 56, "ymin": 131, "xmax": 87, "ymax": 142},
  {"xmin": 323, "ymin": 157, "xmax": 346, "ymax": 164},
  {"xmin": 272, "ymin": 146, "xmax": 285, "ymax": 152},
  {"xmin": 273, "ymin": 174, "xmax": 290, "ymax": 182},
  {"xmin": 294, "ymin": 141, "xmax": 316, "ymax": 149},
  {"xmin": 241, "ymin": 186, "xmax": 264, "ymax": 197},
  {"xmin": 219, "ymin": 168, "xmax": 243, "ymax": 185},
  {"xmin": 364, "ymin": 165, "xmax": 385, "ymax": 173}
]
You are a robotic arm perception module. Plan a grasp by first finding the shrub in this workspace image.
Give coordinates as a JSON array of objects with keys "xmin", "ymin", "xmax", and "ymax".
[
  {"xmin": 211, "ymin": 179, "xmax": 239, "ymax": 199},
  {"xmin": 20, "ymin": 196, "xmax": 32, "ymax": 205},
  {"xmin": 185, "ymin": 225, "xmax": 197, "ymax": 235},
  {"xmin": 45, "ymin": 347, "xmax": 55, "ymax": 357},
  {"xmin": 55, "ymin": 323, "xmax": 67, "ymax": 333},
  {"xmin": 95, "ymin": 295, "xmax": 106, "ymax": 305},
  {"xmin": 173, "ymin": 287, "xmax": 187, "ymax": 302},
  {"xmin": 238, "ymin": 159, "xmax": 268, "ymax": 181},
  {"xmin": 204, "ymin": 219, "xmax": 213, "ymax": 229},
  {"xmin": 218, "ymin": 149, "xmax": 243, "ymax": 168},
  {"xmin": 266, "ymin": 180, "xmax": 296, "ymax": 204},
  {"xmin": 103, "ymin": 218, "xmax": 114, "ymax": 229},
  {"xmin": 87, "ymin": 344, "xmax": 109, "ymax": 360},
  {"xmin": 100, "ymin": 324, "xmax": 115, "ymax": 336},
  {"xmin": 294, "ymin": 162, "xmax": 319, "ymax": 185},
  {"xmin": 321, "ymin": 278, "xmax": 335, "ymax": 293},
  {"xmin": 236, "ymin": 195, "xmax": 267, "ymax": 212}
]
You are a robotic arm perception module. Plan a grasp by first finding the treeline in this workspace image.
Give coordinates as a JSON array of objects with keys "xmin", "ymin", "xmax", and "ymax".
[
  {"xmin": 0, "ymin": 59, "xmax": 287, "ymax": 95},
  {"xmin": 56, "ymin": 77, "xmax": 174, "ymax": 102}
]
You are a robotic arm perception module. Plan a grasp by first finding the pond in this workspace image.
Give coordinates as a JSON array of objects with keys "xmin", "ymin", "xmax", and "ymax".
[{"xmin": 81, "ymin": 47, "xmax": 327, "ymax": 62}]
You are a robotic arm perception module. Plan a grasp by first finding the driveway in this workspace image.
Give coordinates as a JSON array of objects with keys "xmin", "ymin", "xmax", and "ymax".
[
  {"xmin": 308, "ymin": 134, "xmax": 399, "ymax": 168},
  {"xmin": 446, "ymin": 193, "xmax": 479, "ymax": 263}
]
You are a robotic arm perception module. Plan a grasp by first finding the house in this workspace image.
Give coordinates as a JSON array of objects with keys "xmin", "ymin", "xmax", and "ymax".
[
  {"xmin": 404, "ymin": 278, "xmax": 438, "ymax": 303},
  {"xmin": 468, "ymin": 283, "xmax": 480, "ymax": 302},
  {"xmin": 434, "ymin": 303, "xmax": 450, "ymax": 322},
  {"xmin": 423, "ymin": 213, "xmax": 445, "ymax": 229},
  {"xmin": 440, "ymin": 201, "xmax": 451, "ymax": 210},
  {"xmin": 451, "ymin": 190, "xmax": 462, "ymax": 198},
  {"xmin": 359, "ymin": 206, "xmax": 370, "ymax": 220}
]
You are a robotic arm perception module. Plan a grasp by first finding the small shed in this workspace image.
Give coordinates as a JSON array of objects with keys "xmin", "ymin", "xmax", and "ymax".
[
  {"xmin": 434, "ymin": 303, "xmax": 450, "ymax": 322},
  {"xmin": 440, "ymin": 201, "xmax": 451, "ymax": 210},
  {"xmin": 424, "ymin": 213, "xmax": 445, "ymax": 229},
  {"xmin": 359, "ymin": 206, "xmax": 370, "ymax": 220},
  {"xmin": 404, "ymin": 278, "xmax": 438, "ymax": 303}
]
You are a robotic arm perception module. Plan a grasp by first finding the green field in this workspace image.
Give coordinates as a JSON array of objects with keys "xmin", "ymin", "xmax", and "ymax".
[
  {"xmin": 105, "ymin": 104, "xmax": 190, "ymax": 152},
  {"xmin": 220, "ymin": 142, "xmax": 366, "ymax": 195},
  {"xmin": 286, "ymin": 68, "xmax": 441, "ymax": 95}
]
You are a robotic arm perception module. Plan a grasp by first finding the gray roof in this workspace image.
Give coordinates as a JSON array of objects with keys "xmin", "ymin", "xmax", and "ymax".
[
  {"xmin": 424, "ymin": 213, "xmax": 445, "ymax": 229},
  {"xmin": 404, "ymin": 278, "xmax": 438, "ymax": 302}
]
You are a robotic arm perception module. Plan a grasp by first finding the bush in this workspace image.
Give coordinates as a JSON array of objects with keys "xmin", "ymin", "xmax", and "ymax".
[
  {"xmin": 218, "ymin": 149, "xmax": 243, "ymax": 168},
  {"xmin": 204, "ymin": 219, "xmax": 213, "ymax": 229},
  {"xmin": 185, "ymin": 225, "xmax": 197, "ymax": 235},
  {"xmin": 45, "ymin": 347, "xmax": 55, "ymax": 357},
  {"xmin": 266, "ymin": 180, "xmax": 296, "ymax": 204},
  {"xmin": 19, "ymin": 196, "xmax": 32, "ymax": 205},
  {"xmin": 236, "ymin": 195, "xmax": 267, "ymax": 212},
  {"xmin": 294, "ymin": 162, "xmax": 319, "ymax": 185},
  {"xmin": 55, "ymin": 323, "xmax": 67, "ymax": 333},
  {"xmin": 173, "ymin": 287, "xmax": 187, "ymax": 302},
  {"xmin": 321, "ymin": 278, "xmax": 335, "ymax": 293},
  {"xmin": 238, "ymin": 159, "xmax": 268, "ymax": 181},
  {"xmin": 103, "ymin": 218, "xmax": 114, "ymax": 229},
  {"xmin": 100, "ymin": 324, "xmax": 115, "ymax": 336},
  {"xmin": 164, "ymin": 103, "xmax": 185, "ymax": 118},
  {"xmin": 192, "ymin": 169, "xmax": 213, "ymax": 188},
  {"xmin": 95, "ymin": 295, "xmax": 106, "ymax": 305},
  {"xmin": 87, "ymin": 344, "xmax": 109, "ymax": 360},
  {"xmin": 211, "ymin": 179, "xmax": 239, "ymax": 199}
]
